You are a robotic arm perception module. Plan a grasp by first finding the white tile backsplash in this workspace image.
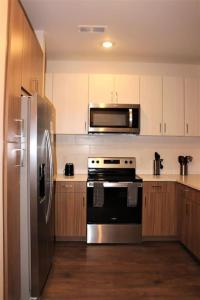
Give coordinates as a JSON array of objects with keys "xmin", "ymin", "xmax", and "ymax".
[{"xmin": 56, "ymin": 135, "xmax": 200, "ymax": 175}]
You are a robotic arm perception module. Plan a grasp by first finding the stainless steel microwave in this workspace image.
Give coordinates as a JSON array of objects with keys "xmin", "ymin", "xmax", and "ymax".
[{"xmin": 88, "ymin": 103, "xmax": 140, "ymax": 134}]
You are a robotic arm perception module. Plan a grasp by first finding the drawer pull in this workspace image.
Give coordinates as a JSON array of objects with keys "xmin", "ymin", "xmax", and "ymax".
[
  {"xmin": 62, "ymin": 184, "xmax": 73, "ymax": 188},
  {"xmin": 152, "ymin": 185, "xmax": 162, "ymax": 188}
]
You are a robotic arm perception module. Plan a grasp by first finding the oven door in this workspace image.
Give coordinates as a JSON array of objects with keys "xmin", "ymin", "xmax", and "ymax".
[{"xmin": 87, "ymin": 182, "xmax": 142, "ymax": 224}]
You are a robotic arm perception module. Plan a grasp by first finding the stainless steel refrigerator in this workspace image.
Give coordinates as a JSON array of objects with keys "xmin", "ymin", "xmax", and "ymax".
[{"xmin": 20, "ymin": 94, "xmax": 55, "ymax": 300}]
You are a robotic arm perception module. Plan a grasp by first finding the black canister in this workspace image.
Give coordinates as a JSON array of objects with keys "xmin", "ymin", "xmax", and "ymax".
[{"xmin": 64, "ymin": 163, "xmax": 74, "ymax": 176}]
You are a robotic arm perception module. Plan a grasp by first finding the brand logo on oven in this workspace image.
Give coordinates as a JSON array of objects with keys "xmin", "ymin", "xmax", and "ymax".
[{"xmin": 111, "ymin": 217, "xmax": 117, "ymax": 221}]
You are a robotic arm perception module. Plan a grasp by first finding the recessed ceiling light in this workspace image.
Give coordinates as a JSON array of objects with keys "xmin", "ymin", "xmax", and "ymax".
[{"xmin": 102, "ymin": 41, "xmax": 113, "ymax": 49}]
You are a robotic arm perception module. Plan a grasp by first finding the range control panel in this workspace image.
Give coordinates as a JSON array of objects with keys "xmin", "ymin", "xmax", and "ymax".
[{"xmin": 88, "ymin": 157, "xmax": 136, "ymax": 169}]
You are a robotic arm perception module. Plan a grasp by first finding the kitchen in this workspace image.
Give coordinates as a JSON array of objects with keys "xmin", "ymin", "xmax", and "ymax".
[{"xmin": 1, "ymin": 0, "xmax": 200, "ymax": 299}]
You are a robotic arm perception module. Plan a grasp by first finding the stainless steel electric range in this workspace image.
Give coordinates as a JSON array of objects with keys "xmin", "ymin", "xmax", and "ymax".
[{"xmin": 87, "ymin": 157, "xmax": 143, "ymax": 244}]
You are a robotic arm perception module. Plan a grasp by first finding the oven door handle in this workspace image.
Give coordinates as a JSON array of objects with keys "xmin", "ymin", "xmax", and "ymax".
[{"xmin": 87, "ymin": 182, "xmax": 143, "ymax": 188}]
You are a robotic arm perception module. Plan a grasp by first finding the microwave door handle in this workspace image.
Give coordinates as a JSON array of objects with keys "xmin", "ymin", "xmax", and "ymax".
[{"xmin": 129, "ymin": 109, "xmax": 133, "ymax": 128}]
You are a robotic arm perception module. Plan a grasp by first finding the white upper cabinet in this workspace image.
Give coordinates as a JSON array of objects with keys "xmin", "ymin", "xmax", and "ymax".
[
  {"xmin": 114, "ymin": 75, "xmax": 140, "ymax": 104},
  {"xmin": 89, "ymin": 74, "xmax": 139, "ymax": 104},
  {"xmin": 89, "ymin": 74, "xmax": 114, "ymax": 103},
  {"xmin": 52, "ymin": 73, "xmax": 88, "ymax": 134},
  {"xmin": 163, "ymin": 77, "xmax": 184, "ymax": 136},
  {"xmin": 45, "ymin": 73, "xmax": 53, "ymax": 101},
  {"xmin": 185, "ymin": 78, "xmax": 200, "ymax": 137},
  {"xmin": 140, "ymin": 76, "xmax": 163, "ymax": 136}
]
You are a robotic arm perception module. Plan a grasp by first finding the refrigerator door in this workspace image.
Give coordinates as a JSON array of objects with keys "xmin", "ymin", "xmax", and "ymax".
[{"xmin": 29, "ymin": 94, "xmax": 55, "ymax": 298}]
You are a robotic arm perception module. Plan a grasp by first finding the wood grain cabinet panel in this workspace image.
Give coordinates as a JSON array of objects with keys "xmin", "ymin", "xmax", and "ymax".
[
  {"xmin": 142, "ymin": 182, "xmax": 177, "ymax": 238},
  {"xmin": 4, "ymin": 0, "xmax": 24, "ymax": 299},
  {"xmin": 5, "ymin": 0, "xmax": 23, "ymax": 143},
  {"xmin": 55, "ymin": 182, "xmax": 86, "ymax": 240},
  {"xmin": 22, "ymin": 10, "xmax": 43, "ymax": 95},
  {"xmin": 177, "ymin": 184, "xmax": 200, "ymax": 260}
]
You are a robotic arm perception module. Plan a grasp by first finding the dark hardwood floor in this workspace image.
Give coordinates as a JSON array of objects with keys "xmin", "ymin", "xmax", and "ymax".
[{"xmin": 41, "ymin": 242, "xmax": 200, "ymax": 300}]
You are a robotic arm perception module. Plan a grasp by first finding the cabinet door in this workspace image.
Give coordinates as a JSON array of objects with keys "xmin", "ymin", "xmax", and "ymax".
[
  {"xmin": 22, "ymin": 14, "xmax": 44, "ymax": 95},
  {"xmin": 185, "ymin": 78, "xmax": 200, "ymax": 136},
  {"xmin": 21, "ymin": 14, "xmax": 33, "ymax": 94},
  {"xmin": 74, "ymin": 193, "xmax": 86, "ymax": 237},
  {"xmin": 89, "ymin": 74, "xmax": 114, "ymax": 103},
  {"xmin": 143, "ymin": 182, "xmax": 177, "ymax": 237},
  {"xmin": 114, "ymin": 75, "xmax": 139, "ymax": 104},
  {"xmin": 32, "ymin": 38, "xmax": 43, "ymax": 96},
  {"xmin": 55, "ymin": 191, "xmax": 86, "ymax": 238},
  {"xmin": 53, "ymin": 73, "xmax": 88, "ymax": 134},
  {"xmin": 163, "ymin": 77, "xmax": 184, "ymax": 136},
  {"xmin": 140, "ymin": 76, "xmax": 163, "ymax": 135},
  {"xmin": 5, "ymin": 0, "xmax": 23, "ymax": 143},
  {"xmin": 187, "ymin": 193, "xmax": 200, "ymax": 259}
]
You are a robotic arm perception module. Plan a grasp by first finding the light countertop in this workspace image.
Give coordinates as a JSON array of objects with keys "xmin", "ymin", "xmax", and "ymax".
[
  {"xmin": 55, "ymin": 174, "xmax": 87, "ymax": 182},
  {"xmin": 140, "ymin": 174, "xmax": 200, "ymax": 191},
  {"xmin": 55, "ymin": 174, "xmax": 200, "ymax": 191}
]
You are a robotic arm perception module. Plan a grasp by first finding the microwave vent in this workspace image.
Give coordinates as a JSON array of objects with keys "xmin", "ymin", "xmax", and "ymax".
[{"xmin": 78, "ymin": 25, "xmax": 107, "ymax": 33}]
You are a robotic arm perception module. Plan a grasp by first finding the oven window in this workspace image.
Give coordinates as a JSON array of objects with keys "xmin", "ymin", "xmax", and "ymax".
[
  {"xmin": 90, "ymin": 108, "xmax": 129, "ymax": 128},
  {"xmin": 87, "ymin": 186, "xmax": 142, "ymax": 224}
]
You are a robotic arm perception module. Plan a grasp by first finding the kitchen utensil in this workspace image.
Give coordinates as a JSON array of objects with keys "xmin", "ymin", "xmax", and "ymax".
[
  {"xmin": 155, "ymin": 152, "xmax": 160, "ymax": 161},
  {"xmin": 153, "ymin": 152, "xmax": 164, "ymax": 175},
  {"xmin": 178, "ymin": 156, "xmax": 185, "ymax": 175},
  {"xmin": 183, "ymin": 156, "xmax": 193, "ymax": 176}
]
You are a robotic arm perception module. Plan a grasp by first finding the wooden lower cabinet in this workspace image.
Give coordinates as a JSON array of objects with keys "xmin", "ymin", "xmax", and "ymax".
[
  {"xmin": 55, "ymin": 181, "xmax": 86, "ymax": 240},
  {"xmin": 142, "ymin": 182, "xmax": 177, "ymax": 238},
  {"xmin": 177, "ymin": 184, "xmax": 200, "ymax": 259}
]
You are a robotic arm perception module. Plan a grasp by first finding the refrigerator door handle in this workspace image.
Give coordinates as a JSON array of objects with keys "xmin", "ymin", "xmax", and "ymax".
[{"xmin": 45, "ymin": 130, "xmax": 54, "ymax": 224}]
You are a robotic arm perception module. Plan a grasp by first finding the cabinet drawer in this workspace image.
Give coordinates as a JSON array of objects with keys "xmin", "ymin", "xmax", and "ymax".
[
  {"xmin": 56, "ymin": 181, "xmax": 86, "ymax": 194},
  {"xmin": 59, "ymin": 182, "xmax": 75, "ymax": 193},
  {"xmin": 144, "ymin": 182, "xmax": 168, "ymax": 193}
]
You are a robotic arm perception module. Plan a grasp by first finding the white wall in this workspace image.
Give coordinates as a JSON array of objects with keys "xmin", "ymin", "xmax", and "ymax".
[
  {"xmin": 47, "ymin": 59, "xmax": 200, "ymax": 175},
  {"xmin": 47, "ymin": 60, "xmax": 200, "ymax": 77},
  {"xmin": 56, "ymin": 135, "xmax": 200, "ymax": 175},
  {"xmin": 0, "ymin": 0, "xmax": 8, "ymax": 298}
]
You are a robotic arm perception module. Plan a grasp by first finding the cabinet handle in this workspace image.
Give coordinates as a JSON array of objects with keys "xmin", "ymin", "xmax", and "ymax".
[
  {"xmin": 63, "ymin": 184, "xmax": 73, "ymax": 188},
  {"xmin": 115, "ymin": 92, "xmax": 118, "ymax": 103},
  {"xmin": 15, "ymin": 148, "xmax": 25, "ymax": 167},
  {"xmin": 85, "ymin": 121, "xmax": 87, "ymax": 132},
  {"xmin": 152, "ymin": 185, "xmax": 162, "ymax": 188},
  {"xmin": 164, "ymin": 123, "xmax": 166, "ymax": 133},
  {"xmin": 14, "ymin": 118, "xmax": 24, "ymax": 139},
  {"xmin": 83, "ymin": 196, "xmax": 85, "ymax": 208},
  {"xmin": 160, "ymin": 123, "xmax": 162, "ymax": 134},
  {"xmin": 144, "ymin": 196, "xmax": 147, "ymax": 207},
  {"xmin": 35, "ymin": 79, "xmax": 39, "ymax": 92},
  {"xmin": 186, "ymin": 123, "xmax": 189, "ymax": 134}
]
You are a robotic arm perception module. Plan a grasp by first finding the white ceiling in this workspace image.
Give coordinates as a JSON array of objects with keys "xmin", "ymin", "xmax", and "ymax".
[{"xmin": 21, "ymin": 0, "xmax": 200, "ymax": 63}]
